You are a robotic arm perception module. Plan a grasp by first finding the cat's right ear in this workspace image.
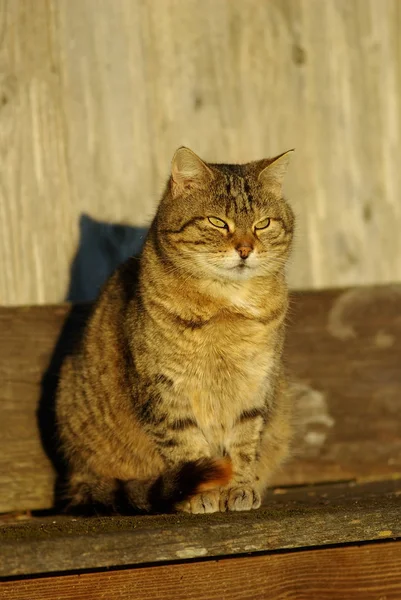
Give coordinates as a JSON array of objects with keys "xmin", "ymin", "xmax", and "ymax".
[{"xmin": 171, "ymin": 147, "xmax": 214, "ymax": 197}]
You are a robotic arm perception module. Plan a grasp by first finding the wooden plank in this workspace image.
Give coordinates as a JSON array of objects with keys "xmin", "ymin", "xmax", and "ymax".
[
  {"xmin": 0, "ymin": 0, "xmax": 76, "ymax": 305},
  {"xmin": 1, "ymin": 1, "xmax": 401, "ymax": 305},
  {"xmin": 0, "ymin": 479, "xmax": 400, "ymax": 577},
  {"xmin": 0, "ymin": 304, "xmax": 90, "ymax": 512},
  {"xmin": 2, "ymin": 542, "xmax": 401, "ymax": 600},
  {"xmin": 282, "ymin": 284, "xmax": 401, "ymax": 485},
  {"xmin": 0, "ymin": 285, "xmax": 400, "ymax": 512}
]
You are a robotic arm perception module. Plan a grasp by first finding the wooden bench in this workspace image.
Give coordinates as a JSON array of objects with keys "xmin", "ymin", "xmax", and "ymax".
[{"xmin": 1, "ymin": 285, "xmax": 400, "ymax": 599}]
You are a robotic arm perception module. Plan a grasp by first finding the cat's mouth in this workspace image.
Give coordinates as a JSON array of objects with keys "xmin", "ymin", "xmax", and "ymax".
[
  {"xmin": 233, "ymin": 262, "xmax": 250, "ymax": 270},
  {"xmin": 205, "ymin": 256, "xmax": 257, "ymax": 280},
  {"xmin": 226, "ymin": 262, "xmax": 254, "ymax": 278}
]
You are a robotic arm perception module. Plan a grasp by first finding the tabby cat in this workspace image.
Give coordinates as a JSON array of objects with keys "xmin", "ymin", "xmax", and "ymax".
[{"xmin": 56, "ymin": 147, "xmax": 295, "ymax": 514}]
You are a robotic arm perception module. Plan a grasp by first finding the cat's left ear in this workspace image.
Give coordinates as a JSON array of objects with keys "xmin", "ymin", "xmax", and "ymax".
[
  {"xmin": 171, "ymin": 147, "xmax": 214, "ymax": 197},
  {"xmin": 257, "ymin": 149, "xmax": 294, "ymax": 195}
]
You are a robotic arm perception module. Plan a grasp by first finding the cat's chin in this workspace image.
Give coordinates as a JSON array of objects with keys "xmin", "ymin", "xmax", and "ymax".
[{"xmin": 207, "ymin": 264, "xmax": 259, "ymax": 282}]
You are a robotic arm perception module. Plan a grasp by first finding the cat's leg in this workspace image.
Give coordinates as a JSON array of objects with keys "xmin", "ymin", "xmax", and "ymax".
[
  {"xmin": 137, "ymin": 395, "xmax": 222, "ymax": 513},
  {"xmin": 255, "ymin": 398, "xmax": 293, "ymax": 494},
  {"xmin": 221, "ymin": 388, "xmax": 293, "ymax": 512},
  {"xmin": 219, "ymin": 411, "xmax": 265, "ymax": 512},
  {"xmin": 153, "ymin": 425, "xmax": 221, "ymax": 514}
]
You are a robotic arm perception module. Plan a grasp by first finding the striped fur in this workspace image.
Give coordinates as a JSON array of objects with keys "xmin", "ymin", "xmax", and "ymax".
[{"xmin": 56, "ymin": 147, "xmax": 295, "ymax": 514}]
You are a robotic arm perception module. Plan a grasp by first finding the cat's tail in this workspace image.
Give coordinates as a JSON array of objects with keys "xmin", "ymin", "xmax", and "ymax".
[{"xmin": 125, "ymin": 457, "xmax": 233, "ymax": 513}]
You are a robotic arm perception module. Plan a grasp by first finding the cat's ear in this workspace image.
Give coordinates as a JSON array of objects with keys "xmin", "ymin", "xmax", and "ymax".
[
  {"xmin": 257, "ymin": 149, "xmax": 294, "ymax": 195},
  {"xmin": 171, "ymin": 147, "xmax": 214, "ymax": 196}
]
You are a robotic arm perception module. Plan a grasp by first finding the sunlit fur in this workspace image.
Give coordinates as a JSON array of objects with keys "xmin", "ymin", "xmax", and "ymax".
[
  {"xmin": 157, "ymin": 160, "xmax": 294, "ymax": 283},
  {"xmin": 56, "ymin": 149, "xmax": 295, "ymax": 514}
]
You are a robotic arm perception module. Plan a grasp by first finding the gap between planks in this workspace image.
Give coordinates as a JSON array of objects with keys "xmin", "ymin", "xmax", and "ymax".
[
  {"xmin": 0, "ymin": 479, "xmax": 400, "ymax": 578},
  {"xmin": 1, "ymin": 541, "xmax": 401, "ymax": 600}
]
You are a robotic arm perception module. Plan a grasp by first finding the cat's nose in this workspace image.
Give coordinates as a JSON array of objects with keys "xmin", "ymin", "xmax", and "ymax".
[{"xmin": 236, "ymin": 242, "xmax": 253, "ymax": 260}]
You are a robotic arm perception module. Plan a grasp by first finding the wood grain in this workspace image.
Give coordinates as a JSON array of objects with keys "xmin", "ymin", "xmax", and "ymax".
[
  {"xmin": 282, "ymin": 284, "xmax": 401, "ymax": 486},
  {"xmin": 0, "ymin": 285, "xmax": 400, "ymax": 513},
  {"xmin": 0, "ymin": 479, "xmax": 400, "ymax": 577},
  {"xmin": 2, "ymin": 542, "xmax": 401, "ymax": 600},
  {"xmin": 1, "ymin": 1, "xmax": 401, "ymax": 304}
]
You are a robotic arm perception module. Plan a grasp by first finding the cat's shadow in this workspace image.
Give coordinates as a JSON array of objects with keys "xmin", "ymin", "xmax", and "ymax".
[
  {"xmin": 66, "ymin": 214, "xmax": 148, "ymax": 303},
  {"xmin": 37, "ymin": 214, "xmax": 147, "ymax": 514}
]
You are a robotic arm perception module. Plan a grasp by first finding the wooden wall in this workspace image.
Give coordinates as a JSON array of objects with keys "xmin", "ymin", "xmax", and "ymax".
[{"xmin": 1, "ymin": 0, "xmax": 400, "ymax": 305}]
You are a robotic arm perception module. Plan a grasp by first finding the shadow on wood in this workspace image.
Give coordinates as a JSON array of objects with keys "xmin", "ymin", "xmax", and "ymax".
[
  {"xmin": 66, "ymin": 214, "xmax": 148, "ymax": 303},
  {"xmin": 37, "ymin": 214, "xmax": 148, "ymax": 510},
  {"xmin": 37, "ymin": 304, "xmax": 92, "ymax": 512}
]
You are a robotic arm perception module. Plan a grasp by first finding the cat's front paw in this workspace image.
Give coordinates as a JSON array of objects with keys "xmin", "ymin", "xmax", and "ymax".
[
  {"xmin": 176, "ymin": 489, "xmax": 220, "ymax": 514},
  {"xmin": 220, "ymin": 486, "xmax": 261, "ymax": 512}
]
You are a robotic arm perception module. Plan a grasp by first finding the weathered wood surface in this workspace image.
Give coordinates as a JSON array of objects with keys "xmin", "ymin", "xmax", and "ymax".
[
  {"xmin": 0, "ymin": 285, "xmax": 400, "ymax": 513},
  {"xmin": 2, "ymin": 543, "xmax": 401, "ymax": 600},
  {"xmin": 0, "ymin": 479, "xmax": 400, "ymax": 577},
  {"xmin": 1, "ymin": 0, "xmax": 401, "ymax": 305},
  {"xmin": 284, "ymin": 285, "xmax": 401, "ymax": 486}
]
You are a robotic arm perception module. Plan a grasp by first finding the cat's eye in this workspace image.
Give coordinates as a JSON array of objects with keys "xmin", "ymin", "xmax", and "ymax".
[
  {"xmin": 254, "ymin": 217, "xmax": 271, "ymax": 231},
  {"xmin": 208, "ymin": 216, "xmax": 228, "ymax": 229}
]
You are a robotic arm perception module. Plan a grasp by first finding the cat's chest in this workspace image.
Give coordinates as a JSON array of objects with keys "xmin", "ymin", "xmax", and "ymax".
[
  {"xmin": 201, "ymin": 317, "xmax": 268, "ymax": 370},
  {"xmin": 176, "ymin": 315, "xmax": 275, "ymax": 427}
]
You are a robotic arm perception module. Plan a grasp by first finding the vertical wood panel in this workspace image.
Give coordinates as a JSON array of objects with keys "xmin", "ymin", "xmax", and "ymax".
[{"xmin": 1, "ymin": 0, "xmax": 400, "ymax": 304}]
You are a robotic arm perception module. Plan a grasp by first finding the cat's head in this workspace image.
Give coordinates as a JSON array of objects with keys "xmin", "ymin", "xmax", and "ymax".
[{"xmin": 156, "ymin": 147, "xmax": 295, "ymax": 281}]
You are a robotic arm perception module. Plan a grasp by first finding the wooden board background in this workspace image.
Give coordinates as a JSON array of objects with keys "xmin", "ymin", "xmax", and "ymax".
[
  {"xmin": 0, "ymin": 0, "xmax": 401, "ymax": 305},
  {"xmin": 2, "ymin": 542, "xmax": 401, "ymax": 600},
  {"xmin": 0, "ymin": 285, "xmax": 400, "ymax": 513}
]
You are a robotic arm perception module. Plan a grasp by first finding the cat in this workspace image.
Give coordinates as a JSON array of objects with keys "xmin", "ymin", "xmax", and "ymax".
[{"xmin": 56, "ymin": 146, "xmax": 295, "ymax": 514}]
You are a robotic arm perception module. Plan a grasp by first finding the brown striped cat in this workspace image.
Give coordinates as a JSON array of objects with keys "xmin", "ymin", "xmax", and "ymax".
[{"xmin": 56, "ymin": 147, "xmax": 295, "ymax": 514}]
